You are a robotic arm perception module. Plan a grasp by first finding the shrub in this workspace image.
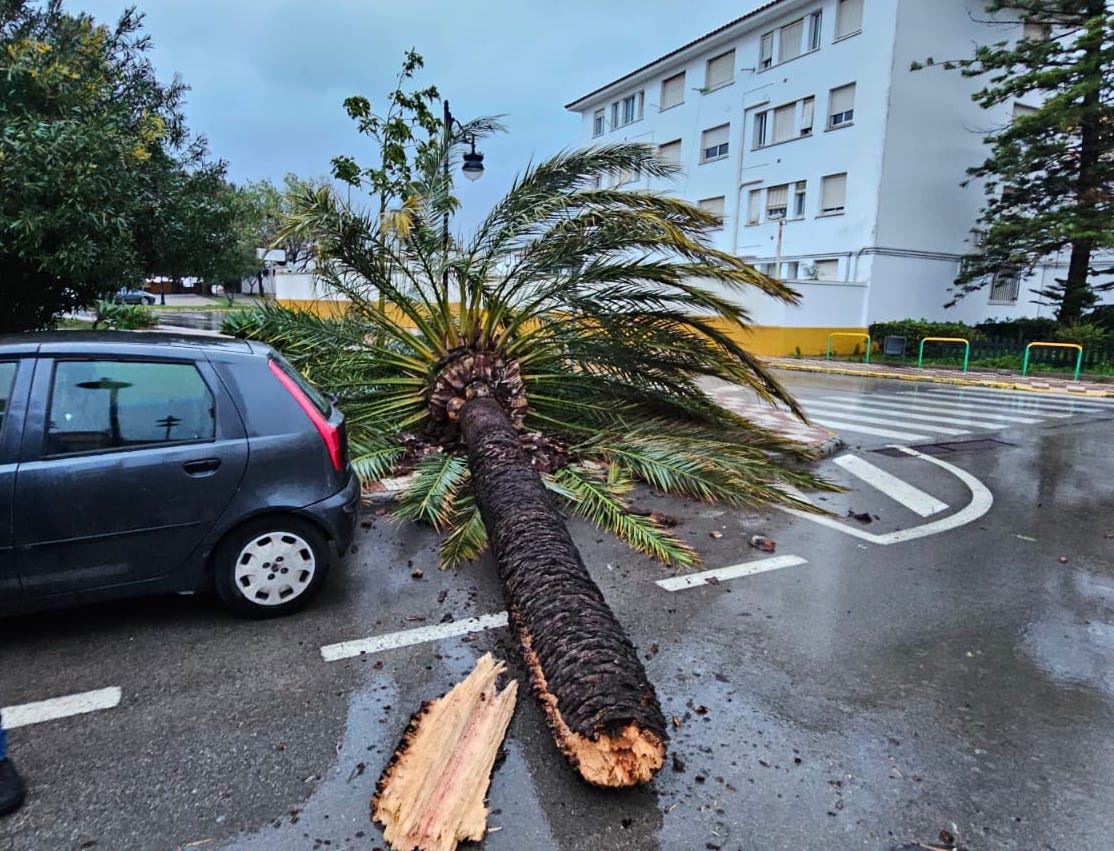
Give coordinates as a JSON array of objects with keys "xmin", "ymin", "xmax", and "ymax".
[
  {"xmin": 92, "ymin": 300, "xmax": 157, "ymax": 330},
  {"xmin": 975, "ymin": 317, "xmax": 1057, "ymax": 343},
  {"xmin": 867, "ymin": 319, "xmax": 977, "ymax": 356},
  {"xmin": 1052, "ymin": 322, "xmax": 1112, "ymax": 349},
  {"xmin": 1084, "ymin": 304, "xmax": 1114, "ymax": 331}
]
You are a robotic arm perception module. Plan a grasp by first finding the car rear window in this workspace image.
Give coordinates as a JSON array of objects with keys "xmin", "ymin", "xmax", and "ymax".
[{"xmin": 270, "ymin": 354, "xmax": 332, "ymax": 417}]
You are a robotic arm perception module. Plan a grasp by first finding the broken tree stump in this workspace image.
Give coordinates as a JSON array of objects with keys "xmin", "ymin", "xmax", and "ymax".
[{"xmin": 372, "ymin": 653, "xmax": 518, "ymax": 851}]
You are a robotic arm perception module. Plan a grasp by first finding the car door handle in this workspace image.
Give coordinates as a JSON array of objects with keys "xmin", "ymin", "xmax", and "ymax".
[{"xmin": 182, "ymin": 458, "xmax": 222, "ymax": 476}]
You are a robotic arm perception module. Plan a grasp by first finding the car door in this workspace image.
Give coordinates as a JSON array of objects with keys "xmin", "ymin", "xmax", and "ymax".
[
  {"xmin": 14, "ymin": 354, "xmax": 249, "ymax": 597},
  {"xmin": 0, "ymin": 358, "xmax": 30, "ymax": 604}
]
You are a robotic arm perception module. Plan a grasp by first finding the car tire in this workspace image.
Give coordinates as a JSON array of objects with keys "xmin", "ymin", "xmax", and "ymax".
[
  {"xmin": 143, "ymin": 296, "xmax": 155, "ymax": 305},
  {"xmin": 213, "ymin": 516, "xmax": 331, "ymax": 617}
]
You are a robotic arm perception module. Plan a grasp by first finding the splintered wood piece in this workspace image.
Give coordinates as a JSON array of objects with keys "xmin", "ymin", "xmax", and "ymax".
[{"xmin": 372, "ymin": 653, "xmax": 518, "ymax": 851}]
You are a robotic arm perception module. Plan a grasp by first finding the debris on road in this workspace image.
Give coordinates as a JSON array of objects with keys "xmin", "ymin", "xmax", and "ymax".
[
  {"xmin": 709, "ymin": 530, "xmax": 723, "ymax": 539},
  {"xmin": 847, "ymin": 510, "xmax": 875, "ymax": 524},
  {"xmin": 749, "ymin": 535, "xmax": 776, "ymax": 553},
  {"xmin": 372, "ymin": 653, "xmax": 518, "ymax": 851}
]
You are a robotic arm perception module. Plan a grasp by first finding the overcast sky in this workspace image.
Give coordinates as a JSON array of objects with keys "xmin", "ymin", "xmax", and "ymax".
[{"xmin": 73, "ymin": 0, "xmax": 746, "ymax": 229}]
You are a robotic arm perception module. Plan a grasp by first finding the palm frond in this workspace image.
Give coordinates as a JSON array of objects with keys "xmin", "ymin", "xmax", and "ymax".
[
  {"xmin": 394, "ymin": 452, "xmax": 469, "ymax": 529},
  {"xmin": 550, "ymin": 465, "xmax": 698, "ymax": 567},
  {"xmin": 438, "ymin": 488, "xmax": 489, "ymax": 567}
]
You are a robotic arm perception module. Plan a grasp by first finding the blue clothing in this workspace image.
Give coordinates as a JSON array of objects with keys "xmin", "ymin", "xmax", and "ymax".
[{"xmin": 0, "ymin": 709, "xmax": 6, "ymax": 761}]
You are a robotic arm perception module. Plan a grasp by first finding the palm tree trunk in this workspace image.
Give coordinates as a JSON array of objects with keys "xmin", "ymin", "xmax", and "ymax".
[{"xmin": 458, "ymin": 396, "xmax": 667, "ymax": 787}]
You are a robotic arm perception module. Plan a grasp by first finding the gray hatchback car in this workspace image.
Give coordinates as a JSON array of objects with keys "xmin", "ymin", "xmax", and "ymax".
[{"xmin": 0, "ymin": 333, "xmax": 359, "ymax": 617}]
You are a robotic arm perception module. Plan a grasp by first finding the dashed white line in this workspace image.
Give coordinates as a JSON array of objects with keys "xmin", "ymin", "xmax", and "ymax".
[
  {"xmin": 320, "ymin": 612, "xmax": 510, "ymax": 662},
  {"xmin": 2, "ymin": 687, "xmax": 122, "ymax": 729},
  {"xmin": 834, "ymin": 454, "xmax": 949, "ymax": 517},
  {"xmin": 655, "ymin": 555, "xmax": 808, "ymax": 591}
]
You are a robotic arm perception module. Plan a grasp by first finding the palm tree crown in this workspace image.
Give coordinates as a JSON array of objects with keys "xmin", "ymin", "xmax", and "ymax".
[{"xmin": 228, "ymin": 130, "xmax": 832, "ymax": 569}]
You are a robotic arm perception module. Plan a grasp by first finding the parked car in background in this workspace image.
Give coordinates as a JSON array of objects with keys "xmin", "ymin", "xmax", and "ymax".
[
  {"xmin": 0, "ymin": 333, "xmax": 359, "ymax": 617},
  {"xmin": 113, "ymin": 288, "xmax": 157, "ymax": 305}
]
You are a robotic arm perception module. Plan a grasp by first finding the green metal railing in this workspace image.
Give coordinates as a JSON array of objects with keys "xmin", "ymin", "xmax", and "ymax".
[
  {"xmin": 917, "ymin": 337, "xmax": 970, "ymax": 372},
  {"xmin": 826, "ymin": 332, "xmax": 872, "ymax": 364},
  {"xmin": 1022, "ymin": 341, "xmax": 1083, "ymax": 381}
]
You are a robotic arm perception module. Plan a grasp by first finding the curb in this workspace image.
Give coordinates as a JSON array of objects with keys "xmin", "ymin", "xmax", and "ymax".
[{"xmin": 767, "ymin": 361, "xmax": 1114, "ymax": 398}]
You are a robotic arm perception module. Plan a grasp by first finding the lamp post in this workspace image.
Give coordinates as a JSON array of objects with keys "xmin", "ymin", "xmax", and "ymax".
[{"xmin": 441, "ymin": 100, "xmax": 485, "ymax": 258}]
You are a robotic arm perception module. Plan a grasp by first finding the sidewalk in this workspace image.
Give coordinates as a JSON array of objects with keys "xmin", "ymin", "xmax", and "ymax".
[{"xmin": 765, "ymin": 356, "xmax": 1114, "ymax": 398}]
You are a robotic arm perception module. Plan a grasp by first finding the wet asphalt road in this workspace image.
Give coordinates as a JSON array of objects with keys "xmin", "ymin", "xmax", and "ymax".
[{"xmin": 2, "ymin": 374, "xmax": 1113, "ymax": 850}]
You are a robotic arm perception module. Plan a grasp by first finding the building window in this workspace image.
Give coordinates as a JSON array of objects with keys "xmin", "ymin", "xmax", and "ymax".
[
  {"xmin": 835, "ymin": 0, "xmax": 863, "ymax": 40},
  {"xmin": 753, "ymin": 112, "xmax": 768, "ymax": 148},
  {"xmin": 813, "ymin": 258, "xmax": 839, "ymax": 280},
  {"xmin": 782, "ymin": 261, "xmax": 799, "ymax": 280},
  {"xmin": 747, "ymin": 189, "xmax": 762, "ymax": 224},
  {"xmin": 820, "ymin": 172, "xmax": 847, "ymax": 214},
  {"xmin": 759, "ymin": 32, "xmax": 774, "ymax": 69},
  {"xmin": 828, "ymin": 83, "xmax": 855, "ymax": 128},
  {"xmin": 989, "ymin": 268, "xmax": 1021, "ymax": 303},
  {"xmin": 808, "ymin": 11, "xmax": 823, "ymax": 50},
  {"xmin": 657, "ymin": 139, "xmax": 682, "ymax": 167},
  {"xmin": 705, "ymin": 50, "xmax": 735, "ymax": 90},
  {"xmin": 611, "ymin": 92, "xmax": 644, "ymax": 129},
  {"xmin": 593, "ymin": 109, "xmax": 605, "ymax": 137},
  {"xmin": 700, "ymin": 124, "xmax": 730, "ymax": 162},
  {"xmin": 616, "ymin": 166, "xmax": 640, "ymax": 186},
  {"xmin": 779, "ymin": 18, "xmax": 804, "ymax": 63},
  {"xmin": 800, "ymin": 97, "xmax": 815, "ymax": 135},
  {"xmin": 766, "ymin": 184, "xmax": 788, "ymax": 220},
  {"xmin": 793, "ymin": 181, "xmax": 807, "ymax": 217},
  {"xmin": 756, "ymin": 96, "xmax": 815, "ymax": 146},
  {"xmin": 660, "ymin": 71, "xmax": 685, "ymax": 110},
  {"xmin": 698, "ymin": 196, "xmax": 726, "ymax": 228}
]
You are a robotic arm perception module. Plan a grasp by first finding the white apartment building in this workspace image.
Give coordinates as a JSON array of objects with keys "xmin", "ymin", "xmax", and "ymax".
[{"xmin": 566, "ymin": 0, "xmax": 1070, "ymax": 356}]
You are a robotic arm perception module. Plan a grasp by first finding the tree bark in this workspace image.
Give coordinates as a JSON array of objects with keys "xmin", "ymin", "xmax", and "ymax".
[{"xmin": 458, "ymin": 396, "xmax": 666, "ymax": 786}]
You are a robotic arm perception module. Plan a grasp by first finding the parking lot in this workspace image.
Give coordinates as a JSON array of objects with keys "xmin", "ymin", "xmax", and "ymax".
[{"xmin": 3, "ymin": 380, "xmax": 1114, "ymax": 850}]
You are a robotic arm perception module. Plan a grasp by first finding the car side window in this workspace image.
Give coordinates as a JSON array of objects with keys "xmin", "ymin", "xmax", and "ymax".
[
  {"xmin": 0, "ymin": 362, "xmax": 17, "ymax": 434},
  {"xmin": 46, "ymin": 360, "xmax": 215, "ymax": 456}
]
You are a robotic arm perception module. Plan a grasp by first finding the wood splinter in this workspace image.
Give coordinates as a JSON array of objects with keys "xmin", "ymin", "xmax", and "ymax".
[{"xmin": 372, "ymin": 653, "xmax": 518, "ymax": 851}]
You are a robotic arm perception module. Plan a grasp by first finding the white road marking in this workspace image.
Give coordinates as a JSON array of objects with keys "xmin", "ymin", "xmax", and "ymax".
[
  {"xmin": 820, "ymin": 395, "xmax": 1043, "ymax": 423},
  {"xmin": 781, "ymin": 446, "xmax": 993, "ymax": 545},
  {"xmin": 802, "ymin": 402, "xmax": 970, "ymax": 435},
  {"xmin": 798, "ymin": 397, "xmax": 1010, "ymax": 430},
  {"xmin": 320, "ymin": 612, "xmax": 510, "ymax": 662},
  {"xmin": 834, "ymin": 454, "xmax": 949, "ymax": 517},
  {"xmin": 2, "ymin": 687, "xmax": 122, "ymax": 729},
  {"xmin": 655, "ymin": 555, "xmax": 808, "ymax": 591},
  {"xmin": 921, "ymin": 386, "xmax": 1114, "ymax": 408},
  {"xmin": 901, "ymin": 389, "xmax": 1082, "ymax": 415},
  {"xmin": 807, "ymin": 417, "xmax": 930, "ymax": 442}
]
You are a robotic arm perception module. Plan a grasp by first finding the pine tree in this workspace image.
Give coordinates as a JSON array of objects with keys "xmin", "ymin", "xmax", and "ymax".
[{"xmin": 918, "ymin": 1, "xmax": 1114, "ymax": 323}]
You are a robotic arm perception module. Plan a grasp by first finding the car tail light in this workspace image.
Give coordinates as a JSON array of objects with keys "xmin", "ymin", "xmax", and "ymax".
[{"xmin": 268, "ymin": 360, "xmax": 344, "ymax": 472}]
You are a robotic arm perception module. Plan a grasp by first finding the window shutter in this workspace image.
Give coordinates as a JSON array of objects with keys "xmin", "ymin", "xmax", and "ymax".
[
  {"xmin": 773, "ymin": 104, "xmax": 795, "ymax": 143},
  {"xmin": 747, "ymin": 190, "xmax": 761, "ymax": 224},
  {"xmin": 699, "ymin": 196, "xmax": 725, "ymax": 218},
  {"xmin": 821, "ymin": 173, "xmax": 847, "ymax": 212},
  {"xmin": 766, "ymin": 184, "xmax": 788, "ymax": 218},
  {"xmin": 759, "ymin": 32, "xmax": 774, "ymax": 68},
  {"xmin": 800, "ymin": 97, "xmax": 815, "ymax": 133},
  {"xmin": 661, "ymin": 73, "xmax": 685, "ymax": 110},
  {"xmin": 830, "ymin": 84, "xmax": 854, "ymax": 116},
  {"xmin": 701, "ymin": 124, "xmax": 729, "ymax": 160},
  {"xmin": 706, "ymin": 50, "xmax": 735, "ymax": 88},
  {"xmin": 658, "ymin": 139, "xmax": 682, "ymax": 166},
  {"xmin": 779, "ymin": 19, "xmax": 803, "ymax": 62},
  {"xmin": 835, "ymin": 0, "xmax": 863, "ymax": 39}
]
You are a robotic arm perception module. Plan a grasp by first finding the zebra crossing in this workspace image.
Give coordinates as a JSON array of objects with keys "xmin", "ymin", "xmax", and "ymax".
[{"xmin": 796, "ymin": 385, "xmax": 1114, "ymax": 443}]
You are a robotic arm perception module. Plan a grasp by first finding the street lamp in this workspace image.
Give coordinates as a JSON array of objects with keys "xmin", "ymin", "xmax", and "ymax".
[{"xmin": 442, "ymin": 100, "xmax": 485, "ymax": 256}]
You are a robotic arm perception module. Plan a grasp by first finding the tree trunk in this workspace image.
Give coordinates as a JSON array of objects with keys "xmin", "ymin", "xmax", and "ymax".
[{"xmin": 458, "ymin": 396, "xmax": 667, "ymax": 787}]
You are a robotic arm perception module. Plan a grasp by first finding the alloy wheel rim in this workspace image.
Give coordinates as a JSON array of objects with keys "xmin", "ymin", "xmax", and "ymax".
[{"xmin": 233, "ymin": 531, "xmax": 316, "ymax": 606}]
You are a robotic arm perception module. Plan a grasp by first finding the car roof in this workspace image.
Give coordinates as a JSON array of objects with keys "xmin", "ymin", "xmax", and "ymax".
[{"xmin": 0, "ymin": 331, "xmax": 259, "ymax": 357}]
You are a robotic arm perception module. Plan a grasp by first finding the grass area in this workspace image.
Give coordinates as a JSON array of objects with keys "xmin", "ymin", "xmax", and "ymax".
[{"xmin": 56, "ymin": 317, "xmax": 95, "ymax": 329}]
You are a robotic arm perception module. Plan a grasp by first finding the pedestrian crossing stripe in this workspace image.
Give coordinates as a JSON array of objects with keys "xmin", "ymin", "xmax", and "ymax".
[
  {"xmin": 908, "ymin": 387, "xmax": 1111, "ymax": 412},
  {"xmin": 916, "ymin": 386, "xmax": 1114, "ymax": 407},
  {"xmin": 798, "ymin": 397, "xmax": 1033, "ymax": 429}
]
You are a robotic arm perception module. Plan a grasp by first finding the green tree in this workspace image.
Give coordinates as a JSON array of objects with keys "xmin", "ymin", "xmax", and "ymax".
[
  {"xmin": 240, "ymin": 173, "xmax": 333, "ymax": 281},
  {"xmin": 0, "ymin": 1, "xmax": 238, "ymax": 328},
  {"xmin": 921, "ymin": 1, "xmax": 1114, "ymax": 323},
  {"xmin": 228, "ymin": 131, "xmax": 832, "ymax": 786}
]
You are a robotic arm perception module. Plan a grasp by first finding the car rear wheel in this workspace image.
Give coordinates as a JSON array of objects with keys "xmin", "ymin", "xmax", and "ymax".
[{"xmin": 213, "ymin": 517, "xmax": 330, "ymax": 617}]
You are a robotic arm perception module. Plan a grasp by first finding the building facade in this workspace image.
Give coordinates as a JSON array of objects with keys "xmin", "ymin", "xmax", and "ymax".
[{"xmin": 566, "ymin": 0, "xmax": 1070, "ymax": 356}]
